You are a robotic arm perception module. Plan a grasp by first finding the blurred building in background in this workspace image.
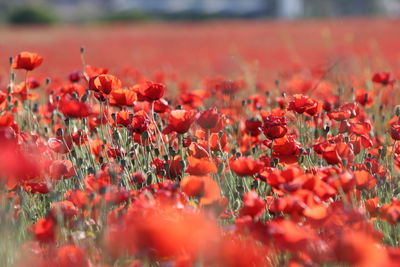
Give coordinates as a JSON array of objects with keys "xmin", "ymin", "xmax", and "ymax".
[{"xmin": 1, "ymin": 0, "xmax": 400, "ymax": 23}]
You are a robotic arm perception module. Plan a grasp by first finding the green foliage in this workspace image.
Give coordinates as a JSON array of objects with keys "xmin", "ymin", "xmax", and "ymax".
[
  {"xmin": 99, "ymin": 10, "xmax": 154, "ymax": 23},
  {"xmin": 7, "ymin": 6, "xmax": 57, "ymax": 25}
]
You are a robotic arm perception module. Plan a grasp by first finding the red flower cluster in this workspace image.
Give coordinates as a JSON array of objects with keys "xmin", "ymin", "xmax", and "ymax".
[{"xmin": 0, "ymin": 45, "xmax": 399, "ymax": 267}]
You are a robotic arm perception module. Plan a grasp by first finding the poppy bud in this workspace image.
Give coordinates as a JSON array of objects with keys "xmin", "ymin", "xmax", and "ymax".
[
  {"xmin": 87, "ymin": 167, "xmax": 95, "ymax": 174},
  {"xmin": 342, "ymin": 158, "xmax": 348, "ymax": 167},
  {"xmin": 395, "ymin": 105, "xmax": 400, "ymax": 117},
  {"xmin": 380, "ymin": 146, "xmax": 387, "ymax": 159},
  {"xmin": 81, "ymin": 94, "xmax": 88, "ymax": 102},
  {"xmin": 366, "ymin": 161, "xmax": 372, "ymax": 170},
  {"xmin": 121, "ymin": 159, "xmax": 126, "ymax": 168},
  {"xmin": 111, "ymin": 113, "xmax": 117, "ymax": 121},
  {"xmin": 182, "ymin": 137, "xmax": 192, "ymax": 147},
  {"xmin": 69, "ymin": 71, "xmax": 81, "ymax": 83},
  {"xmin": 57, "ymin": 128, "xmax": 63, "ymax": 137},
  {"xmin": 141, "ymin": 131, "xmax": 149, "ymax": 139}
]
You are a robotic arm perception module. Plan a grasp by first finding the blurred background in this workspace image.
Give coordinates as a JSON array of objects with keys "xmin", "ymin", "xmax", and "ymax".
[
  {"xmin": 1, "ymin": 0, "xmax": 400, "ymax": 24},
  {"xmin": 1, "ymin": 0, "xmax": 399, "ymax": 79}
]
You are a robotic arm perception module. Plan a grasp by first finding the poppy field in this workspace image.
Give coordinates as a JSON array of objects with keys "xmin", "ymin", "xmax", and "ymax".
[{"xmin": 0, "ymin": 18, "xmax": 400, "ymax": 266}]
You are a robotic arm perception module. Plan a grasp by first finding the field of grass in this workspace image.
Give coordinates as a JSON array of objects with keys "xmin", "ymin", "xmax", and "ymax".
[{"xmin": 0, "ymin": 18, "xmax": 399, "ymax": 266}]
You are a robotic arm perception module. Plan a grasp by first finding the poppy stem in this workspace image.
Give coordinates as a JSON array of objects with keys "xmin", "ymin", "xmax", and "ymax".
[
  {"xmin": 80, "ymin": 47, "xmax": 89, "ymax": 82},
  {"xmin": 24, "ymin": 70, "xmax": 33, "ymax": 131},
  {"xmin": 208, "ymin": 129, "xmax": 212, "ymax": 159},
  {"xmin": 151, "ymin": 101, "xmax": 168, "ymax": 158}
]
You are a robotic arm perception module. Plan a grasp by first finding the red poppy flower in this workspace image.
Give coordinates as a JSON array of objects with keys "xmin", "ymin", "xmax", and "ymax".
[
  {"xmin": 33, "ymin": 216, "xmax": 56, "ymax": 243},
  {"xmin": 25, "ymin": 182, "xmax": 50, "ymax": 194},
  {"xmin": 163, "ymin": 109, "xmax": 198, "ymax": 134},
  {"xmin": 50, "ymin": 200, "xmax": 78, "ymax": 221},
  {"xmin": 109, "ymin": 88, "xmax": 137, "ymax": 106},
  {"xmin": 239, "ymin": 190, "xmax": 265, "ymax": 218},
  {"xmin": 365, "ymin": 197, "xmax": 379, "ymax": 218},
  {"xmin": 355, "ymin": 89, "xmax": 373, "ymax": 106},
  {"xmin": 59, "ymin": 96, "xmax": 92, "ymax": 118},
  {"xmin": 138, "ymin": 81, "xmax": 165, "ymax": 101},
  {"xmin": 181, "ymin": 175, "xmax": 221, "ymax": 205},
  {"xmin": 380, "ymin": 200, "xmax": 400, "ymax": 225},
  {"xmin": 0, "ymin": 91, "xmax": 6, "ymax": 105},
  {"xmin": 55, "ymin": 245, "xmax": 89, "ymax": 267},
  {"xmin": 350, "ymin": 121, "xmax": 371, "ymax": 135},
  {"xmin": 12, "ymin": 82, "xmax": 38, "ymax": 101},
  {"xmin": 89, "ymin": 74, "xmax": 121, "ymax": 95},
  {"xmin": 263, "ymin": 116, "xmax": 288, "ymax": 139},
  {"xmin": 27, "ymin": 77, "xmax": 40, "ymax": 89},
  {"xmin": 86, "ymin": 64, "xmax": 108, "ymax": 78},
  {"xmin": 115, "ymin": 110, "xmax": 132, "ymax": 127},
  {"xmin": 180, "ymin": 91, "xmax": 205, "ymax": 108},
  {"xmin": 315, "ymin": 138, "xmax": 354, "ymax": 165},
  {"xmin": 68, "ymin": 70, "xmax": 81, "ymax": 82},
  {"xmin": 390, "ymin": 124, "xmax": 400, "ymax": 140},
  {"xmin": 12, "ymin": 51, "xmax": 43, "ymax": 71},
  {"xmin": 186, "ymin": 156, "xmax": 217, "ymax": 176},
  {"xmin": 189, "ymin": 142, "xmax": 210, "ymax": 158},
  {"xmin": 354, "ymin": 170, "xmax": 376, "ymax": 190},
  {"xmin": 245, "ymin": 118, "xmax": 263, "ymax": 136},
  {"xmin": 131, "ymin": 114, "xmax": 150, "ymax": 134},
  {"xmin": 372, "ymin": 72, "xmax": 395, "ymax": 86},
  {"xmin": 288, "ymin": 94, "xmax": 321, "ymax": 116},
  {"xmin": 230, "ymin": 157, "xmax": 263, "ymax": 177},
  {"xmin": 0, "ymin": 139, "xmax": 40, "ymax": 185},
  {"xmin": 49, "ymin": 160, "xmax": 75, "ymax": 180},
  {"xmin": 328, "ymin": 109, "xmax": 352, "ymax": 121},
  {"xmin": 272, "ymin": 135, "xmax": 302, "ymax": 164},
  {"xmin": 70, "ymin": 130, "xmax": 88, "ymax": 146},
  {"xmin": 303, "ymin": 204, "xmax": 328, "ymax": 220},
  {"xmin": 197, "ymin": 108, "xmax": 220, "ymax": 130},
  {"xmin": 334, "ymin": 232, "xmax": 389, "ymax": 266},
  {"xmin": 153, "ymin": 98, "xmax": 169, "ymax": 113}
]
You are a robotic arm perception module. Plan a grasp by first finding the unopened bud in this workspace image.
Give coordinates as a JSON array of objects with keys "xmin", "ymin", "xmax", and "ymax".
[{"xmin": 395, "ymin": 105, "xmax": 400, "ymax": 117}]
